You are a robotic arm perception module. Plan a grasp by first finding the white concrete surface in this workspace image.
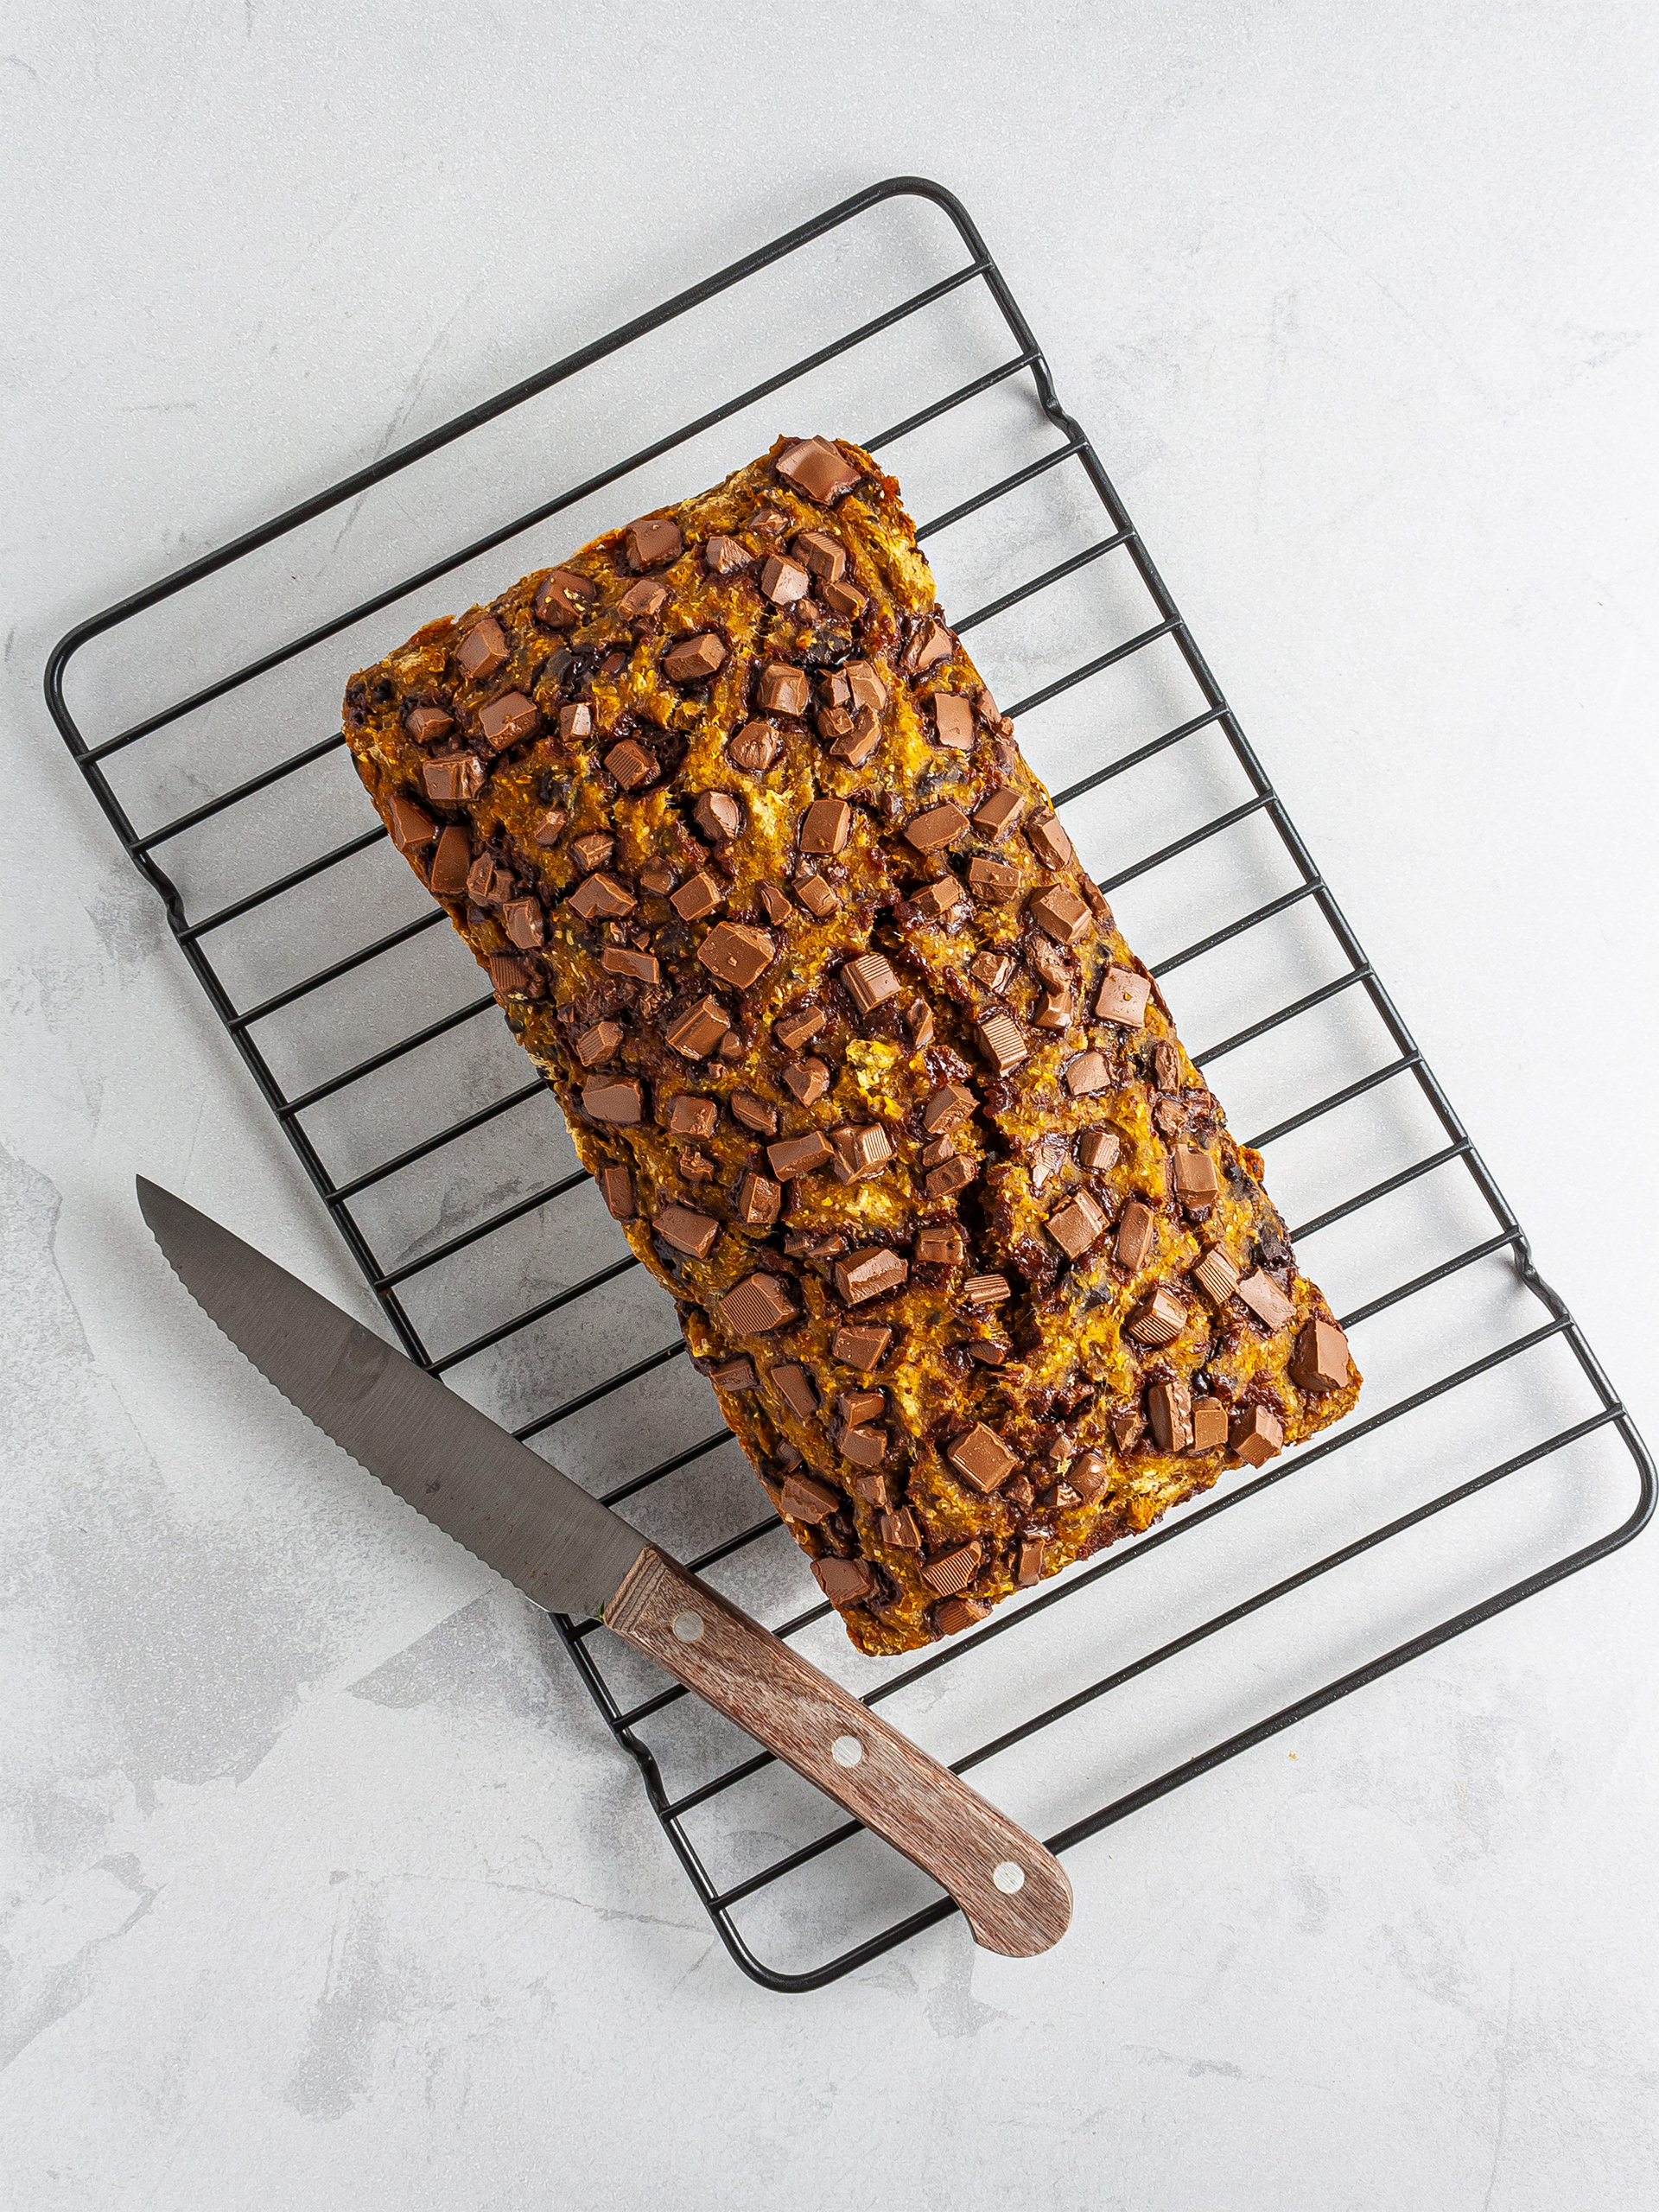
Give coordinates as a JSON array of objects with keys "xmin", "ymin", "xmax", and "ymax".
[{"xmin": 3, "ymin": 4, "xmax": 1656, "ymax": 2207}]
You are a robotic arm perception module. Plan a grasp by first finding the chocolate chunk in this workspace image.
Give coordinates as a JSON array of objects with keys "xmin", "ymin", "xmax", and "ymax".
[
  {"xmin": 774, "ymin": 1007, "xmax": 825, "ymax": 1051},
  {"xmin": 1191, "ymin": 1398, "xmax": 1229, "ymax": 1452},
  {"xmin": 1230, "ymin": 1403, "xmax": 1285, "ymax": 1466},
  {"xmin": 880, "ymin": 1508, "xmax": 922, "ymax": 1550},
  {"xmin": 1171, "ymin": 1146, "xmax": 1219, "ymax": 1205},
  {"xmin": 800, "ymin": 797, "xmax": 852, "ymax": 855},
  {"xmin": 771, "ymin": 1363, "xmax": 819, "ymax": 1419},
  {"xmin": 1147, "ymin": 1378, "xmax": 1193, "ymax": 1452},
  {"xmin": 455, "ymin": 617, "xmax": 508, "ymax": 682},
  {"xmin": 692, "ymin": 791, "xmax": 742, "ymax": 844},
  {"xmin": 728, "ymin": 721, "xmax": 779, "ymax": 772},
  {"xmin": 558, "ymin": 709, "xmax": 594, "ymax": 756},
  {"xmin": 1028, "ymin": 1134, "xmax": 1066, "ymax": 1191},
  {"xmin": 664, "ymin": 1095, "xmax": 717, "ymax": 1137},
  {"xmin": 1096, "ymin": 966, "xmax": 1151, "ymax": 1026},
  {"xmin": 967, "ymin": 856, "xmax": 1020, "ymax": 902},
  {"xmin": 568, "ymin": 871, "xmax": 637, "ymax": 921},
  {"xmin": 975, "ymin": 1011, "xmax": 1027, "ymax": 1075},
  {"xmin": 664, "ymin": 633, "xmax": 728, "ymax": 683},
  {"xmin": 904, "ymin": 801, "xmax": 969, "ymax": 854},
  {"xmin": 429, "ymin": 824, "xmax": 471, "ymax": 896},
  {"xmin": 535, "ymin": 568, "xmax": 596, "ymax": 627},
  {"xmin": 751, "ymin": 505, "xmax": 789, "ymax": 535},
  {"xmin": 504, "ymin": 897, "xmax": 545, "ymax": 950},
  {"xmin": 606, "ymin": 738, "xmax": 657, "ymax": 791},
  {"xmin": 840, "ymin": 1424, "xmax": 888, "ymax": 1470},
  {"xmin": 930, "ymin": 694, "xmax": 975, "ymax": 752},
  {"xmin": 834, "ymin": 1247, "xmax": 908, "ymax": 1306},
  {"xmin": 717, "ymin": 1271, "xmax": 798, "ymax": 1336},
  {"xmin": 829, "ymin": 709, "xmax": 882, "ymax": 766},
  {"xmin": 532, "ymin": 806, "xmax": 568, "ymax": 848},
  {"xmin": 1070, "ymin": 1451, "xmax": 1109, "ymax": 1504},
  {"xmin": 946, "ymin": 1425, "xmax": 1019, "ymax": 1492},
  {"xmin": 906, "ymin": 619, "xmax": 955, "ymax": 672},
  {"xmin": 793, "ymin": 870, "xmax": 841, "ymax": 918},
  {"xmin": 935, "ymin": 1595, "xmax": 990, "ymax": 1635},
  {"xmin": 1154, "ymin": 1041, "xmax": 1181, "ymax": 1093},
  {"xmin": 962, "ymin": 1272, "xmax": 1009, "ymax": 1308},
  {"xmin": 1110, "ymin": 1403, "xmax": 1146, "ymax": 1453},
  {"xmin": 489, "ymin": 953, "xmax": 533, "ymax": 997},
  {"xmin": 600, "ymin": 651, "xmax": 628, "ymax": 676},
  {"xmin": 596, "ymin": 1164, "xmax": 634, "ymax": 1220},
  {"xmin": 1027, "ymin": 812, "xmax": 1073, "ymax": 870},
  {"xmin": 617, "ymin": 576, "xmax": 669, "ymax": 623},
  {"xmin": 1078, "ymin": 1128, "xmax": 1120, "ymax": 1171},
  {"xmin": 1115, "ymin": 1201, "xmax": 1155, "ymax": 1270},
  {"xmin": 767, "ymin": 1131, "xmax": 834, "ymax": 1180},
  {"xmin": 678, "ymin": 1145, "xmax": 717, "ymax": 1182},
  {"xmin": 759, "ymin": 553, "xmax": 810, "ymax": 606},
  {"xmin": 780, "ymin": 1057, "xmax": 830, "ymax": 1105},
  {"xmin": 1236, "ymin": 1268, "xmax": 1296, "ymax": 1331},
  {"xmin": 904, "ymin": 999, "xmax": 935, "ymax": 1048},
  {"xmin": 911, "ymin": 875, "xmax": 963, "ymax": 922},
  {"xmin": 423, "ymin": 754, "xmax": 485, "ymax": 804},
  {"xmin": 706, "ymin": 1357, "xmax": 756, "ymax": 1395},
  {"xmin": 1034, "ymin": 984, "xmax": 1074, "ymax": 1031},
  {"xmin": 842, "ymin": 951, "xmax": 900, "ymax": 1014},
  {"xmin": 670, "ymin": 869, "xmax": 725, "ymax": 921},
  {"xmin": 775, "ymin": 436, "xmax": 860, "ymax": 503},
  {"xmin": 478, "ymin": 691, "xmax": 538, "ymax": 752},
  {"xmin": 830, "ymin": 1124, "xmax": 894, "ymax": 1184},
  {"xmin": 570, "ymin": 830, "xmax": 614, "ymax": 873},
  {"xmin": 845, "ymin": 661, "xmax": 887, "ymax": 715},
  {"xmin": 1192, "ymin": 1247, "xmax": 1240, "ymax": 1305},
  {"xmin": 758, "ymin": 883, "xmax": 794, "ymax": 924},
  {"xmin": 758, "ymin": 663, "xmax": 810, "ymax": 717},
  {"xmin": 822, "ymin": 579, "xmax": 866, "ymax": 619},
  {"xmin": 1047, "ymin": 1190, "xmax": 1107, "ymax": 1259},
  {"xmin": 780, "ymin": 1471, "xmax": 842, "ymax": 1523},
  {"xmin": 794, "ymin": 529, "xmax": 846, "ymax": 582},
  {"xmin": 1015, "ymin": 1535, "xmax": 1048, "ymax": 1586},
  {"xmin": 655, "ymin": 1202, "xmax": 721, "ymax": 1259},
  {"xmin": 925, "ymin": 1157, "xmax": 976, "ymax": 1200},
  {"xmin": 922, "ymin": 1543, "xmax": 982, "ymax": 1595},
  {"xmin": 734, "ymin": 1169, "xmax": 782, "ymax": 1227},
  {"xmin": 813, "ymin": 1555, "xmax": 876, "ymax": 1605},
  {"xmin": 728, "ymin": 1093, "xmax": 776, "ymax": 1141},
  {"xmin": 698, "ymin": 920, "xmax": 775, "ymax": 990},
  {"xmin": 1127, "ymin": 1284, "xmax": 1186, "ymax": 1347},
  {"xmin": 626, "ymin": 516, "xmax": 683, "ymax": 569},
  {"xmin": 664, "ymin": 996, "xmax": 730, "ymax": 1058},
  {"xmin": 973, "ymin": 788, "xmax": 1024, "ymax": 840},
  {"xmin": 832, "ymin": 1323, "xmax": 892, "ymax": 1370},
  {"xmin": 405, "ymin": 704, "xmax": 454, "ymax": 745},
  {"xmin": 1029, "ymin": 887, "xmax": 1091, "ymax": 946},
  {"xmin": 703, "ymin": 535, "xmax": 752, "ymax": 575},
  {"xmin": 1290, "ymin": 1317, "xmax": 1351, "ymax": 1394},
  {"xmin": 914, "ymin": 1224, "xmax": 965, "ymax": 1268},
  {"xmin": 971, "ymin": 950, "xmax": 1014, "ymax": 994},
  {"xmin": 575, "ymin": 1019, "xmax": 624, "ymax": 1066},
  {"xmin": 466, "ymin": 853, "xmax": 507, "ymax": 904},
  {"xmin": 582, "ymin": 1076, "xmax": 644, "ymax": 1124},
  {"xmin": 388, "ymin": 793, "xmax": 436, "ymax": 851}
]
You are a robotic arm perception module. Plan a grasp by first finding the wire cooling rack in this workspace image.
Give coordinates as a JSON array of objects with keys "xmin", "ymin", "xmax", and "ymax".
[{"xmin": 48, "ymin": 178, "xmax": 1653, "ymax": 1991}]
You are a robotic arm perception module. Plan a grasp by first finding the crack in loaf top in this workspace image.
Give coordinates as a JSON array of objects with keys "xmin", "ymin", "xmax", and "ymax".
[{"xmin": 342, "ymin": 434, "xmax": 1360, "ymax": 1656}]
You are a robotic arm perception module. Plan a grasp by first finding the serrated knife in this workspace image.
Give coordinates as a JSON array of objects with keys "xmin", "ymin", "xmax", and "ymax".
[{"xmin": 137, "ymin": 1178, "xmax": 1071, "ymax": 1957}]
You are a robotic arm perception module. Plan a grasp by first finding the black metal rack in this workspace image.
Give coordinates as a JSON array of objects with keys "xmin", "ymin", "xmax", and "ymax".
[{"xmin": 47, "ymin": 178, "xmax": 1652, "ymax": 1992}]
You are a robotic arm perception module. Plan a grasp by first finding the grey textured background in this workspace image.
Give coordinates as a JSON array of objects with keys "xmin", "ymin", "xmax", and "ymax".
[{"xmin": 3, "ymin": 4, "xmax": 1656, "ymax": 2207}]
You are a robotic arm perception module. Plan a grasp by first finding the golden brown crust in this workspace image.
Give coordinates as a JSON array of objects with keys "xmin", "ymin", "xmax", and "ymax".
[{"xmin": 342, "ymin": 435, "xmax": 1360, "ymax": 1656}]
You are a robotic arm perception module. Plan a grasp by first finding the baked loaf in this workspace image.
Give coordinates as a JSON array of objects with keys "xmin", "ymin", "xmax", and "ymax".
[{"xmin": 343, "ymin": 435, "xmax": 1359, "ymax": 1656}]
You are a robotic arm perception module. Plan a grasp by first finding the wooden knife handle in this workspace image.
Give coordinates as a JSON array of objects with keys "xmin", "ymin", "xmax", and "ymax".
[{"xmin": 605, "ymin": 1547, "xmax": 1071, "ymax": 1957}]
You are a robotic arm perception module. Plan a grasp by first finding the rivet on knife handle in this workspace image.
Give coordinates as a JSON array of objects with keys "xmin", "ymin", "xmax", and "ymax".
[{"xmin": 605, "ymin": 1547, "xmax": 1072, "ymax": 1957}]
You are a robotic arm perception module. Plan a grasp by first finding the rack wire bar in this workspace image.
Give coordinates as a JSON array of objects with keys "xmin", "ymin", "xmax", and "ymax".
[{"xmin": 48, "ymin": 176, "xmax": 1652, "ymax": 1993}]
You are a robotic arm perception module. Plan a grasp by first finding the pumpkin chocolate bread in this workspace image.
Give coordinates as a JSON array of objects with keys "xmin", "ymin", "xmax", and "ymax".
[{"xmin": 342, "ymin": 435, "xmax": 1359, "ymax": 1656}]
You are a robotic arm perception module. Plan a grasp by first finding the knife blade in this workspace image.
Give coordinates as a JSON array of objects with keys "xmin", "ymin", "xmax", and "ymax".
[{"xmin": 137, "ymin": 1178, "xmax": 1071, "ymax": 1958}]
